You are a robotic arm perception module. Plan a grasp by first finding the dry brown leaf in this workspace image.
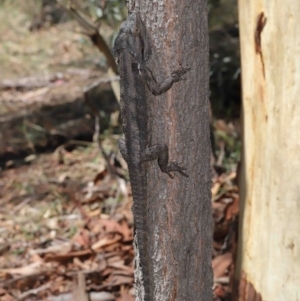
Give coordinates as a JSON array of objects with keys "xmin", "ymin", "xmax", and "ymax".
[
  {"xmin": 93, "ymin": 219, "xmax": 121, "ymax": 234},
  {"xmin": 33, "ymin": 242, "xmax": 72, "ymax": 255},
  {"xmin": 91, "ymin": 234, "xmax": 122, "ymax": 251},
  {"xmin": 94, "ymin": 219, "xmax": 133, "ymax": 242},
  {"xmin": 106, "ymin": 256, "xmax": 122, "ymax": 265},
  {"xmin": 29, "ymin": 252, "xmax": 44, "ymax": 263},
  {"xmin": 72, "ymin": 272, "xmax": 89, "ymax": 301},
  {"xmin": 213, "ymin": 284, "xmax": 227, "ymax": 298},
  {"xmin": 211, "ymin": 182, "xmax": 221, "ymax": 197},
  {"xmin": 116, "ymin": 288, "xmax": 134, "ymax": 301},
  {"xmin": 111, "ymin": 270, "xmax": 134, "ymax": 279},
  {"xmin": 212, "ymin": 252, "xmax": 232, "ymax": 278},
  {"xmin": 108, "ymin": 274, "xmax": 133, "ymax": 286},
  {"xmin": 0, "ymin": 261, "xmax": 43, "ymax": 276},
  {"xmin": 18, "ymin": 283, "xmax": 51, "ymax": 300},
  {"xmin": 120, "ymin": 245, "xmax": 134, "ymax": 252},
  {"xmin": 102, "ymin": 242, "xmax": 123, "ymax": 253},
  {"xmin": 93, "ymin": 170, "xmax": 108, "ymax": 184},
  {"xmin": 225, "ymin": 193, "xmax": 239, "ymax": 220},
  {"xmin": 0, "ymin": 244, "xmax": 10, "ymax": 256},
  {"xmin": 45, "ymin": 249, "xmax": 92, "ymax": 262},
  {"xmin": 47, "ymin": 293, "xmax": 73, "ymax": 301},
  {"xmin": 73, "ymin": 257, "xmax": 90, "ymax": 270},
  {"xmin": 72, "ymin": 228, "xmax": 91, "ymax": 248},
  {"xmin": 107, "ymin": 260, "xmax": 125, "ymax": 269},
  {"xmin": 118, "ymin": 220, "xmax": 133, "ymax": 242},
  {"xmin": 90, "ymin": 291, "xmax": 116, "ymax": 301},
  {"xmin": 0, "ymin": 292, "xmax": 15, "ymax": 301}
]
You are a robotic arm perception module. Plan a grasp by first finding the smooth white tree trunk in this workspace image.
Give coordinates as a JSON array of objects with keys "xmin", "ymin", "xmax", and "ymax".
[{"xmin": 236, "ymin": 1, "xmax": 300, "ymax": 300}]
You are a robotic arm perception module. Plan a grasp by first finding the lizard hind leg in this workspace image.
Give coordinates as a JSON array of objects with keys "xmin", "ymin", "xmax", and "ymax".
[{"xmin": 141, "ymin": 144, "xmax": 188, "ymax": 178}]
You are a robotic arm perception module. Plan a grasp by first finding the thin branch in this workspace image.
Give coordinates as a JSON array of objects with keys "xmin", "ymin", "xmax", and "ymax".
[
  {"xmin": 60, "ymin": 1, "xmax": 119, "ymax": 74},
  {"xmin": 83, "ymin": 77, "xmax": 120, "ymax": 176}
]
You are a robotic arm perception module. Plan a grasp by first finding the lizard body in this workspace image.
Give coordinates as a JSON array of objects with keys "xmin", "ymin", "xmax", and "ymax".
[{"xmin": 113, "ymin": 12, "xmax": 189, "ymax": 301}]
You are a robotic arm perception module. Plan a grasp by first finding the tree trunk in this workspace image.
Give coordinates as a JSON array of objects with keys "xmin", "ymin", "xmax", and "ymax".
[
  {"xmin": 131, "ymin": 1, "xmax": 213, "ymax": 300},
  {"xmin": 235, "ymin": 1, "xmax": 300, "ymax": 300}
]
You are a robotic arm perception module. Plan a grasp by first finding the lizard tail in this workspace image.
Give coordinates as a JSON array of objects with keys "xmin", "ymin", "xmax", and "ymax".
[{"xmin": 130, "ymin": 169, "xmax": 151, "ymax": 301}]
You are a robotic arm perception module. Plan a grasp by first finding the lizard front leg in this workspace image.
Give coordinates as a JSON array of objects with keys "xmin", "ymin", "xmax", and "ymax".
[
  {"xmin": 141, "ymin": 64, "xmax": 190, "ymax": 96},
  {"xmin": 141, "ymin": 144, "xmax": 188, "ymax": 178}
]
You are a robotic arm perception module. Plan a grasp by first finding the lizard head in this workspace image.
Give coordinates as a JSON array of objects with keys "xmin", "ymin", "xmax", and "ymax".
[{"xmin": 113, "ymin": 12, "xmax": 151, "ymax": 64}]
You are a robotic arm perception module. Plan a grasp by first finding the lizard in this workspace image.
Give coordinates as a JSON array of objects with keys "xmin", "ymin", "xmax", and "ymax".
[{"xmin": 113, "ymin": 11, "xmax": 189, "ymax": 301}]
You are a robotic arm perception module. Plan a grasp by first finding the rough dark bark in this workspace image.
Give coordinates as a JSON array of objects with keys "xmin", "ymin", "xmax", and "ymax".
[{"xmin": 131, "ymin": 1, "xmax": 213, "ymax": 300}]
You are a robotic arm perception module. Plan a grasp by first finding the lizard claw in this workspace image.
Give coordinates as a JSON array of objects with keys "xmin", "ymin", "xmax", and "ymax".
[
  {"xmin": 171, "ymin": 64, "xmax": 190, "ymax": 82},
  {"xmin": 166, "ymin": 162, "xmax": 189, "ymax": 178},
  {"xmin": 167, "ymin": 172, "xmax": 175, "ymax": 179}
]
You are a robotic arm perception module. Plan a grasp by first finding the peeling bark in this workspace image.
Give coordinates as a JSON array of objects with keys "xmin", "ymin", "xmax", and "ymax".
[{"xmin": 236, "ymin": 1, "xmax": 300, "ymax": 300}]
